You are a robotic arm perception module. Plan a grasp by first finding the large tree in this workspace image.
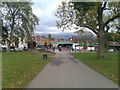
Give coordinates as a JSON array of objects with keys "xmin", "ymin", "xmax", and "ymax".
[
  {"xmin": 48, "ymin": 33, "xmax": 52, "ymax": 40},
  {"xmin": 56, "ymin": 1, "xmax": 120, "ymax": 58},
  {"xmin": 1, "ymin": 2, "xmax": 39, "ymax": 48}
]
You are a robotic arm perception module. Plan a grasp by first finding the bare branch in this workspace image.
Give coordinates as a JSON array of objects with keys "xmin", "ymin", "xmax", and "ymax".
[
  {"xmin": 105, "ymin": 25, "xmax": 110, "ymax": 33},
  {"xmin": 102, "ymin": 2, "xmax": 107, "ymax": 10},
  {"xmin": 82, "ymin": 24, "xmax": 98, "ymax": 35},
  {"xmin": 104, "ymin": 13, "xmax": 120, "ymax": 27}
]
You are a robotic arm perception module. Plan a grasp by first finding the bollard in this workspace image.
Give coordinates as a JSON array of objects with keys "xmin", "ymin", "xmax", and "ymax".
[{"xmin": 43, "ymin": 53, "xmax": 47, "ymax": 60}]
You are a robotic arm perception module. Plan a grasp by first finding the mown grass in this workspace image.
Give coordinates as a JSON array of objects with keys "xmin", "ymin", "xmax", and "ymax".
[
  {"xmin": 71, "ymin": 52, "xmax": 118, "ymax": 85},
  {"xmin": 2, "ymin": 51, "xmax": 54, "ymax": 88}
]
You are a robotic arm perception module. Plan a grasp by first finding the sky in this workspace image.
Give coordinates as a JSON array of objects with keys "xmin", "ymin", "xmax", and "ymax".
[{"xmin": 32, "ymin": 0, "xmax": 79, "ymax": 39}]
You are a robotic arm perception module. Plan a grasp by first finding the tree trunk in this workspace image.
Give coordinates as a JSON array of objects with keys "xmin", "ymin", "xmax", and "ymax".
[
  {"xmin": 97, "ymin": 3, "xmax": 106, "ymax": 58},
  {"xmin": 8, "ymin": 28, "xmax": 13, "ymax": 49},
  {"xmin": 8, "ymin": 15, "xmax": 15, "ymax": 49},
  {"xmin": 15, "ymin": 36, "xmax": 19, "ymax": 48},
  {"xmin": 97, "ymin": 27, "xmax": 106, "ymax": 58}
]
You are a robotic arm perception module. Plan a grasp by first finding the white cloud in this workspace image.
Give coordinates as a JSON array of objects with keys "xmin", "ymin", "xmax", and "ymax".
[
  {"xmin": 48, "ymin": 26, "xmax": 58, "ymax": 31},
  {"xmin": 32, "ymin": 0, "xmax": 79, "ymax": 39},
  {"xmin": 32, "ymin": 7, "xmax": 43, "ymax": 17},
  {"xmin": 32, "ymin": 0, "xmax": 61, "ymax": 17}
]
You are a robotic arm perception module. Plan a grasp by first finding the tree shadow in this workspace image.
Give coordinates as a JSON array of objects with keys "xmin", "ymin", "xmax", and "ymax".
[{"xmin": 50, "ymin": 57, "xmax": 64, "ymax": 66}]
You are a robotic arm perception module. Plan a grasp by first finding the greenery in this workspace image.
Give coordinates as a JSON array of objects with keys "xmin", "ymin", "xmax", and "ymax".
[
  {"xmin": 48, "ymin": 34, "xmax": 52, "ymax": 40},
  {"xmin": 1, "ymin": 2, "xmax": 39, "ymax": 47},
  {"xmin": 2, "ymin": 51, "xmax": 53, "ymax": 88},
  {"xmin": 56, "ymin": 1, "xmax": 120, "ymax": 57},
  {"xmin": 105, "ymin": 32, "xmax": 120, "ymax": 42},
  {"xmin": 71, "ymin": 52, "xmax": 118, "ymax": 85}
]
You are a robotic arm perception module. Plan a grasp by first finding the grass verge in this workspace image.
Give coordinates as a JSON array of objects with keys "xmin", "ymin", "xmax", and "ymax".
[
  {"xmin": 2, "ymin": 51, "xmax": 54, "ymax": 88},
  {"xmin": 71, "ymin": 52, "xmax": 118, "ymax": 85}
]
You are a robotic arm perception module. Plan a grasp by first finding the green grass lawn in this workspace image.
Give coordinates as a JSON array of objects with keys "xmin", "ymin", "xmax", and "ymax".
[
  {"xmin": 71, "ymin": 52, "xmax": 118, "ymax": 85},
  {"xmin": 2, "ymin": 51, "xmax": 54, "ymax": 88}
]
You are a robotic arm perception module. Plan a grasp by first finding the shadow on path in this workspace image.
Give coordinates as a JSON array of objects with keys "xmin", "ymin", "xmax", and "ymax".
[{"xmin": 50, "ymin": 57, "xmax": 64, "ymax": 66}]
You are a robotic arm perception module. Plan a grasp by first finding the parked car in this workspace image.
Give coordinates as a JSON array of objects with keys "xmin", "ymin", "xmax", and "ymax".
[
  {"xmin": 36, "ymin": 45, "xmax": 44, "ymax": 50},
  {"xmin": 0, "ymin": 44, "xmax": 8, "ymax": 51},
  {"xmin": 14, "ymin": 48, "xmax": 23, "ymax": 51},
  {"xmin": 107, "ymin": 49, "xmax": 114, "ymax": 52}
]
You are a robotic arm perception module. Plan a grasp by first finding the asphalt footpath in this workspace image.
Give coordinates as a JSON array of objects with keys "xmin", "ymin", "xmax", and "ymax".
[{"xmin": 26, "ymin": 51, "xmax": 118, "ymax": 88}]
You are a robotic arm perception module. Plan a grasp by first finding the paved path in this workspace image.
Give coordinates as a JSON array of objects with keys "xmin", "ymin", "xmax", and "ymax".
[{"xmin": 26, "ymin": 51, "xmax": 118, "ymax": 88}]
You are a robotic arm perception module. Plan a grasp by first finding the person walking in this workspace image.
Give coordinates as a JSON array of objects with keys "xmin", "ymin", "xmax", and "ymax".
[
  {"xmin": 52, "ymin": 44, "xmax": 55, "ymax": 52},
  {"xmin": 59, "ymin": 46, "xmax": 62, "ymax": 51}
]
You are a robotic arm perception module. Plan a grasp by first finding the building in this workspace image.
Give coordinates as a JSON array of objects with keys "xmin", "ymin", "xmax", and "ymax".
[
  {"xmin": 108, "ymin": 41, "xmax": 120, "ymax": 50},
  {"xmin": 33, "ymin": 35, "xmax": 51, "ymax": 45}
]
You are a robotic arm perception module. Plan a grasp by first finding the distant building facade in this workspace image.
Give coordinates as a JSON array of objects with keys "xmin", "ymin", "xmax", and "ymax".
[{"xmin": 33, "ymin": 35, "xmax": 51, "ymax": 45}]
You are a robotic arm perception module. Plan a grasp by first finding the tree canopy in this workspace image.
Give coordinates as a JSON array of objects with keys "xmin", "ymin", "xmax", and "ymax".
[
  {"xmin": 48, "ymin": 33, "xmax": 52, "ymax": 40},
  {"xmin": 1, "ymin": 2, "xmax": 39, "ymax": 47},
  {"xmin": 56, "ymin": 1, "xmax": 120, "ymax": 57}
]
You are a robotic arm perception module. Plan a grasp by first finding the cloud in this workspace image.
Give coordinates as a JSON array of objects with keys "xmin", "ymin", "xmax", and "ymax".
[
  {"xmin": 32, "ymin": 0, "xmax": 61, "ymax": 17},
  {"xmin": 34, "ymin": 24, "xmax": 61, "ymax": 33},
  {"xmin": 32, "ymin": 0, "xmax": 78, "ymax": 39}
]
